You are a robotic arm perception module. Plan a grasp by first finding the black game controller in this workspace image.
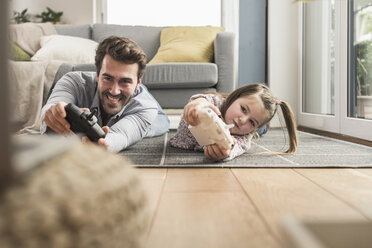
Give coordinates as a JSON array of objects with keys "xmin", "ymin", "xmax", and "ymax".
[{"xmin": 65, "ymin": 103, "xmax": 106, "ymax": 142}]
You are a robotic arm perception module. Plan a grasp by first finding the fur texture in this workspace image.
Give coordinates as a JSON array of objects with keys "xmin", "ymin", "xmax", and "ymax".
[{"xmin": 0, "ymin": 142, "xmax": 149, "ymax": 248}]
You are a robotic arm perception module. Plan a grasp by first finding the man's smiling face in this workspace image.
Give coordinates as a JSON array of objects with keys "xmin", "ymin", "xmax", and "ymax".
[{"xmin": 97, "ymin": 55, "xmax": 141, "ymax": 116}]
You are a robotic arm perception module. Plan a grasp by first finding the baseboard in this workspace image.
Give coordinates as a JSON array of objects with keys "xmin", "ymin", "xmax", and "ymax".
[{"xmin": 298, "ymin": 126, "xmax": 372, "ymax": 147}]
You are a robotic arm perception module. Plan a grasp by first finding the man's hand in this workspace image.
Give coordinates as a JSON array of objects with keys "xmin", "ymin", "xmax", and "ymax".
[
  {"xmin": 43, "ymin": 102, "xmax": 70, "ymax": 134},
  {"xmin": 183, "ymin": 98, "xmax": 221, "ymax": 126},
  {"xmin": 82, "ymin": 126, "xmax": 110, "ymax": 150}
]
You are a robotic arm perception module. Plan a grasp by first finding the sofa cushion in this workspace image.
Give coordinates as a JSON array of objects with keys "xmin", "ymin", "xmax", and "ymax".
[
  {"xmin": 8, "ymin": 41, "xmax": 31, "ymax": 61},
  {"xmin": 149, "ymin": 26, "xmax": 224, "ymax": 64},
  {"xmin": 150, "ymin": 88, "xmax": 217, "ymax": 109},
  {"xmin": 92, "ymin": 24, "xmax": 164, "ymax": 62},
  {"xmin": 54, "ymin": 24, "xmax": 92, "ymax": 39},
  {"xmin": 142, "ymin": 63, "xmax": 217, "ymax": 89},
  {"xmin": 31, "ymin": 35, "xmax": 98, "ymax": 64}
]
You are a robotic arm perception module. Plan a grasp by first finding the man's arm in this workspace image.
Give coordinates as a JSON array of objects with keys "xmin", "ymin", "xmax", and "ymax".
[
  {"xmin": 105, "ymin": 107, "xmax": 158, "ymax": 152},
  {"xmin": 40, "ymin": 72, "xmax": 94, "ymax": 134}
]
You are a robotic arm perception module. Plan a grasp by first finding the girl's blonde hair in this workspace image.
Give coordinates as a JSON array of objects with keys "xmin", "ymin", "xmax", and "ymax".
[{"xmin": 216, "ymin": 83, "xmax": 298, "ymax": 154}]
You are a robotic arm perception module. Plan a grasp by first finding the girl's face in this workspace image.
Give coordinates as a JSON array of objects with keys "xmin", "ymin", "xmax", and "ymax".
[{"xmin": 224, "ymin": 94, "xmax": 268, "ymax": 135}]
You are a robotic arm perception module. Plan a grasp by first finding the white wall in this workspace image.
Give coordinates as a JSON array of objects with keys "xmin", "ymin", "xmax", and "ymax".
[
  {"xmin": 9, "ymin": 0, "xmax": 94, "ymax": 24},
  {"xmin": 268, "ymin": 0, "xmax": 300, "ymax": 127}
]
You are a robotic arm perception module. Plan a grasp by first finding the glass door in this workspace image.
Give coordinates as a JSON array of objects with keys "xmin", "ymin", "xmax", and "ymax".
[
  {"xmin": 341, "ymin": 0, "xmax": 372, "ymax": 140},
  {"xmin": 299, "ymin": 0, "xmax": 372, "ymax": 141}
]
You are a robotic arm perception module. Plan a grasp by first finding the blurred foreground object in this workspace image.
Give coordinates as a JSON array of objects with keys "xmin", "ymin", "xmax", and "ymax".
[
  {"xmin": 0, "ymin": 135, "xmax": 149, "ymax": 248},
  {"xmin": 281, "ymin": 215, "xmax": 372, "ymax": 248}
]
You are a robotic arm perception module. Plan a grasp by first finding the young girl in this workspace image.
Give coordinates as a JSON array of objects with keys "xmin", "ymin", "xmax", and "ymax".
[{"xmin": 169, "ymin": 83, "xmax": 298, "ymax": 161}]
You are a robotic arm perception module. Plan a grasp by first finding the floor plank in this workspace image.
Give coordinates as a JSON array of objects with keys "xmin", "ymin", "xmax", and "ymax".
[
  {"xmin": 163, "ymin": 168, "xmax": 242, "ymax": 192},
  {"xmin": 136, "ymin": 168, "xmax": 168, "ymax": 239},
  {"xmin": 232, "ymin": 168, "xmax": 367, "ymax": 243},
  {"xmin": 136, "ymin": 168, "xmax": 167, "ymax": 212},
  {"xmin": 137, "ymin": 168, "xmax": 372, "ymax": 247},
  {"xmin": 296, "ymin": 168, "xmax": 372, "ymax": 220},
  {"xmin": 146, "ymin": 168, "xmax": 279, "ymax": 248},
  {"xmin": 356, "ymin": 168, "xmax": 372, "ymax": 178}
]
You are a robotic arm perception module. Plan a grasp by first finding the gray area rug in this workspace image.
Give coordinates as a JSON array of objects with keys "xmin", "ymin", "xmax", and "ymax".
[{"xmin": 120, "ymin": 129, "xmax": 372, "ymax": 168}]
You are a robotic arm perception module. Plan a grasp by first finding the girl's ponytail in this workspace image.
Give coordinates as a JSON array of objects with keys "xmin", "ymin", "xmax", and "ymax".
[{"xmin": 279, "ymin": 101, "xmax": 298, "ymax": 154}]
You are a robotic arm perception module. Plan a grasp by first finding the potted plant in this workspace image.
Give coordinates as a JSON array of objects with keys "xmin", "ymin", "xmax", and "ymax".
[
  {"xmin": 36, "ymin": 7, "xmax": 63, "ymax": 23},
  {"xmin": 11, "ymin": 8, "xmax": 31, "ymax": 23},
  {"xmin": 356, "ymin": 38, "xmax": 372, "ymax": 118},
  {"xmin": 357, "ymin": 40, "xmax": 372, "ymax": 96}
]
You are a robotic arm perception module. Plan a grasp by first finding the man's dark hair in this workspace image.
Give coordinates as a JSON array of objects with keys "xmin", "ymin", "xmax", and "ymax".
[{"xmin": 95, "ymin": 36, "xmax": 147, "ymax": 80}]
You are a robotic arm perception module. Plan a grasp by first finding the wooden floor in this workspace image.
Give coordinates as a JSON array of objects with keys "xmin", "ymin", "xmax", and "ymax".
[{"xmin": 136, "ymin": 168, "xmax": 372, "ymax": 248}]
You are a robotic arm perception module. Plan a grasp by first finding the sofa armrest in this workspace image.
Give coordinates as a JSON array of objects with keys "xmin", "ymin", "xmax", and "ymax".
[
  {"xmin": 53, "ymin": 63, "xmax": 96, "ymax": 86},
  {"xmin": 45, "ymin": 63, "xmax": 74, "ymax": 104},
  {"xmin": 45, "ymin": 63, "xmax": 96, "ymax": 105},
  {"xmin": 214, "ymin": 32, "xmax": 235, "ymax": 93}
]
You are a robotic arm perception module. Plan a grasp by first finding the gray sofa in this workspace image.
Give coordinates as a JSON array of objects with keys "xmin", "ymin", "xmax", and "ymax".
[{"xmin": 52, "ymin": 24, "xmax": 235, "ymax": 108}]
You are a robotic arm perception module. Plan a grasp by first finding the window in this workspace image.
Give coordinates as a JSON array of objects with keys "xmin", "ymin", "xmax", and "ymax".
[{"xmin": 105, "ymin": 0, "xmax": 221, "ymax": 26}]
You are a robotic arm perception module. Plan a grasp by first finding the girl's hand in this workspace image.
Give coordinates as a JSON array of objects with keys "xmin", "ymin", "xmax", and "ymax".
[
  {"xmin": 204, "ymin": 144, "xmax": 231, "ymax": 161},
  {"xmin": 183, "ymin": 98, "xmax": 221, "ymax": 126},
  {"xmin": 204, "ymin": 137, "xmax": 236, "ymax": 161}
]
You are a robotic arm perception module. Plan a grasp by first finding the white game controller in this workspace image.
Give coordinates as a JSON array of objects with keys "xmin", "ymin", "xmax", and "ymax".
[{"xmin": 188, "ymin": 108, "xmax": 235, "ymax": 150}]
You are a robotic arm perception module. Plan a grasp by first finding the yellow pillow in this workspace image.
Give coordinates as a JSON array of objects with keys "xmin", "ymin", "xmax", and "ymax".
[{"xmin": 149, "ymin": 26, "xmax": 225, "ymax": 64}]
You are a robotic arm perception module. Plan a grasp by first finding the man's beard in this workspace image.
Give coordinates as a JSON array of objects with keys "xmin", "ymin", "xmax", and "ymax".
[{"xmin": 101, "ymin": 90, "xmax": 132, "ymax": 116}]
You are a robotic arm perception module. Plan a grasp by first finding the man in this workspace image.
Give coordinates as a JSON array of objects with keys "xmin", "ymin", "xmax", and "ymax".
[{"xmin": 40, "ymin": 36, "xmax": 169, "ymax": 152}]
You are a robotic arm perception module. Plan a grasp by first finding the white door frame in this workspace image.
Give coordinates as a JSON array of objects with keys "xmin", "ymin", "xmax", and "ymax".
[
  {"xmin": 339, "ymin": 0, "xmax": 372, "ymax": 140},
  {"xmin": 298, "ymin": 0, "xmax": 340, "ymax": 133},
  {"xmin": 298, "ymin": 0, "xmax": 372, "ymax": 141}
]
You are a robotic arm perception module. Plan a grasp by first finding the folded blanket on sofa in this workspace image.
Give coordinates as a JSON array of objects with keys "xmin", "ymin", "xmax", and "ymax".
[
  {"xmin": 8, "ymin": 23, "xmax": 57, "ymax": 56},
  {"xmin": 8, "ymin": 60, "xmax": 63, "ymax": 134},
  {"xmin": 8, "ymin": 22, "xmax": 97, "ymax": 134}
]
